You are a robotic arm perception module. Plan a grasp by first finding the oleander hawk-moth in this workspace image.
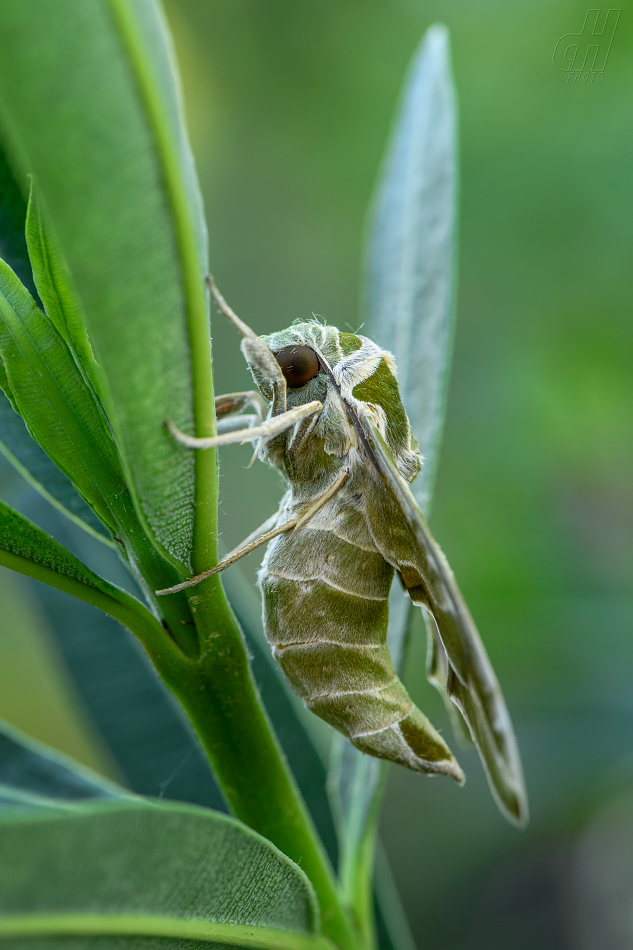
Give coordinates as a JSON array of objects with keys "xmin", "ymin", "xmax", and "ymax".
[{"xmin": 160, "ymin": 282, "xmax": 527, "ymax": 826}]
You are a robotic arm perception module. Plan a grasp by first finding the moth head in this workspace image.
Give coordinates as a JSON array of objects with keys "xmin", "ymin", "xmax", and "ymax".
[
  {"xmin": 244, "ymin": 321, "xmax": 422, "ymax": 482},
  {"xmin": 245, "ymin": 323, "xmax": 341, "ymax": 407}
]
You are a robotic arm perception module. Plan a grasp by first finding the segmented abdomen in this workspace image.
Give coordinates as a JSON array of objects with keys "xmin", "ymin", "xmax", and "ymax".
[{"xmin": 259, "ymin": 498, "xmax": 462, "ymax": 780}]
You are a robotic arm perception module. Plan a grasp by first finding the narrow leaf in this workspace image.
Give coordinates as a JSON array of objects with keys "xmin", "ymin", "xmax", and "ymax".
[
  {"xmin": 0, "ymin": 800, "xmax": 328, "ymax": 950},
  {"xmin": 0, "ymin": 497, "xmax": 167, "ymax": 658},
  {"xmin": 0, "ymin": 718, "xmax": 131, "ymax": 811},
  {"xmin": 0, "ymin": 142, "xmax": 34, "ymax": 297},
  {"xmin": 11, "ymin": 481, "xmax": 226, "ymax": 810},
  {"xmin": 25, "ymin": 184, "xmax": 104, "ymax": 398},
  {"xmin": 0, "ymin": 259, "xmax": 125, "ymax": 534},
  {"xmin": 330, "ymin": 24, "xmax": 459, "ymax": 938},
  {"xmin": 0, "ymin": 389, "xmax": 112, "ymax": 543},
  {"xmin": 365, "ymin": 23, "xmax": 457, "ymax": 514},
  {"xmin": 0, "ymin": 146, "xmax": 105, "ymax": 540}
]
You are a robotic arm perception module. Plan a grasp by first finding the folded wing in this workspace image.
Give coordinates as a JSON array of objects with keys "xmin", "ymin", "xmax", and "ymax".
[{"xmin": 360, "ymin": 416, "xmax": 528, "ymax": 826}]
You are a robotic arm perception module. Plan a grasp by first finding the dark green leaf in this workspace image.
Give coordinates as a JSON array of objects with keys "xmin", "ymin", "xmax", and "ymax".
[
  {"xmin": 0, "ymin": 717, "xmax": 130, "ymax": 811},
  {"xmin": 0, "ymin": 144, "xmax": 34, "ymax": 297},
  {"xmin": 0, "ymin": 389, "xmax": 112, "ymax": 543},
  {"xmin": 25, "ymin": 184, "xmax": 104, "ymax": 397},
  {"xmin": 0, "ymin": 800, "xmax": 332, "ymax": 950},
  {"xmin": 0, "ymin": 142, "xmax": 108, "ymax": 541},
  {"xmin": 0, "ymin": 497, "xmax": 166, "ymax": 657}
]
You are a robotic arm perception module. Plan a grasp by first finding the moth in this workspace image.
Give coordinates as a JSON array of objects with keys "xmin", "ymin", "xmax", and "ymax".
[{"xmin": 159, "ymin": 281, "xmax": 528, "ymax": 826}]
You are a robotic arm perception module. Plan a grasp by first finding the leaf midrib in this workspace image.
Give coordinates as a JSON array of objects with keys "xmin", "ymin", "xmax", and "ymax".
[
  {"xmin": 106, "ymin": 0, "xmax": 217, "ymax": 574},
  {"xmin": 0, "ymin": 913, "xmax": 336, "ymax": 950}
]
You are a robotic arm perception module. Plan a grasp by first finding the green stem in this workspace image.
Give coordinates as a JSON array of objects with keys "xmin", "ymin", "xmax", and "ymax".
[
  {"xmin": 150, "ymin": 575, "xmax": 355, "ymax": 950},
  {"xmin": 339, "ymin": 764, "xmax": 388, "ymax": 950}
]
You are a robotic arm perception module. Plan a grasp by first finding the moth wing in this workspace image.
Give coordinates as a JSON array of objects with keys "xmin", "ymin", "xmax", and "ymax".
[
  {"xmin": 359, "ymin": 414, "xmax": 528, "ymax": 826},
  {"xmin": 424, "ymin": 611, "xmax": 473, "ymax": 748}
]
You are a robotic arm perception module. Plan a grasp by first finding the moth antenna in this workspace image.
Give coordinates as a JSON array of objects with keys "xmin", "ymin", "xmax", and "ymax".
[
  {"xmin": 206, "ymin": 275, "xmax": 287, "ymax": 413},
  {"xmin": 206, "ymin": 275, "xmax": 254, "ymax": 340}
]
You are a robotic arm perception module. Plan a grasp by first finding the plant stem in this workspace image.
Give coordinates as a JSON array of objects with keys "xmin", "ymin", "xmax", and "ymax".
[
  {"xmin": 339, "ymin": 766, "xmax": 387, "ymax": 950},
  {"xmin": 147, "ymin": 575, "xmax": 356, "ymax": 950}
]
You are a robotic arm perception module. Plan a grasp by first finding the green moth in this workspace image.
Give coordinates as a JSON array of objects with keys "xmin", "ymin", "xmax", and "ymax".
[{"xmin": 159, "ymin": 282, "xmax": 528, "ymax": 826}]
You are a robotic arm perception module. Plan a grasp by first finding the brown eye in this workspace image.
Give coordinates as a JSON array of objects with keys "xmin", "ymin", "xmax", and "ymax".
[{"xmin": 275, "ymin": 346, "xmax": 320, "ymax": 388}]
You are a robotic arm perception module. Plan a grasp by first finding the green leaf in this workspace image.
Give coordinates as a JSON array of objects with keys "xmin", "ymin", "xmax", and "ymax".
[
  {"xmin": 0, "ymin": 0, "xmax": 215, "ymax": 572},
  {"xmin": 0, "ymin": 497, "xmax": 169, "ymax": 661},
  {"xmin": 0, "ymin": 259, "xmax": 127, "ymax": 535},
  {"xmin": 0, "ymin": 142, "xmax": 34, "ymax": 297},
  {"xmin": 9, "ymin": 477, "xmax": 228, "ymax": 809},
  {"xmin": 25, "ymin": 183, "xmax": 104, "ymax": 399},
  {"xmin": 364, "ymin": 23, "xmax": 457, "ymax": 515},
  {"xmin": 0, "ymin": 389, "xmax": 113, "ymax": 544},
  {"xmin": 330, "ymin": 25, "xmax": 459, "ymax": 945},
  {"xmin": 0, "ymin": 718, "xmax": 130, "ymax": 811},
  {"xmin": 0, "ymin": 800, "xmax": 333, "ymax": 950},
  {"xmin": 0, "ymin": 262, "xmax": 199, "ymax": 651}
]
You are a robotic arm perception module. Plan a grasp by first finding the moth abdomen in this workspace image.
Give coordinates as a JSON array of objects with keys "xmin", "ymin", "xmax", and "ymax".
[{"xmin": 260, "ymin": 502, "xmax": 463, "ymax": 782}]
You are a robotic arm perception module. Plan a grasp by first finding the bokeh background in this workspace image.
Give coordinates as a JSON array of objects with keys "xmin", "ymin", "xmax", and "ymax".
[{"xmin": 1, "ymin": 1, "xmax": 631, "ymax": 947}]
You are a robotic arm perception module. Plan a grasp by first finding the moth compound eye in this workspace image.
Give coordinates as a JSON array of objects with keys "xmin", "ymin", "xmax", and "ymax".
[{"xmin": 275, "ymin": 346, "xmax": 320, "ymax": 388}]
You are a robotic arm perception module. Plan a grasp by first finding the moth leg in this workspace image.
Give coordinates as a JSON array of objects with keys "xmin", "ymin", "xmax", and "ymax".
[
  {"xmin": 166, "ymin": 400, "xmax": 322, "ymax": 450},
  {"xmin": 155, "ymin": 469, "xmax": 350, "ymax": 596},
  {"xmin": 156, "ymin": 512, "xmax": 296, "ymax": 595},
  {"xmin": 215, "ymin": 390, "xmax": 268, "ymax": 436},
  {"xmin": 207, "ymin": 276, "xmax": 288, "ymax": 415},
  {"xmin": 216, "ymin": 389, "xmax": 268, "ymax": 422}
]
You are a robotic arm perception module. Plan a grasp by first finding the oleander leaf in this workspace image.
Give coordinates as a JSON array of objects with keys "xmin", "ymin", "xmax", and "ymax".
[
  {"xmin": 0, "ymin": 159, "xmax": 110, "ymax": 541},
  {"xmin": 25, "ymin": 183, "xmax": 104, "ymax": 399},
  {"xmin": 0, "ymin": 259, "xmax": 126, "ymax": 535},
  {"xmin": 0, "ymin": 718, "xmax": 131, "ymax": 811},
  {"xmin": 0, "ymin": 143, "xmax": 34, "ymax": 297},
  {"xmin": 0, "ymin": 388, "xmax": 113, "ymax": 543},
  {"xmin": 0, "ymin": 456, "xmax": 226, "ymax": 809},
  {"xmin": 329, "ymin": 25, "xmax": 459, "ymax": 944},
  {"xmin": 0, "ymin": 0, "xmax": 212, "ymax": 572},
  {"xmin": 0, "ymin": 800, "xmax": 330, "ymax": 950},
  {"xmin": 365, "ymin": 23, "xmax": 457, "ymax": 514},
  {"xmin": 0, "ymin": 497, "xmax": 164, "ymax": 653}
]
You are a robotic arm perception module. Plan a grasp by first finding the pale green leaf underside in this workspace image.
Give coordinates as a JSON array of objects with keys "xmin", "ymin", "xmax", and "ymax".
[
  {"xmin": 0, "ymin": 0, "xmax": 208, "ymax": 569},
  {"xmin": 365, "ymin": 23, "xmax": 457, "ymax": 517},
  {"xmin": 329, "ymin": 27, "xmax": 459, "ymax": 936},
  {"xmin": 0, "ymin": 801, "xmax": 325, "ymax": 949}
]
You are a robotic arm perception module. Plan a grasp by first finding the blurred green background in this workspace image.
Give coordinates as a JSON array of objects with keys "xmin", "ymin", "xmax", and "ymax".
[{"xmin": 1, "ymin": 1, "xmax": 631, "ymax": 947}]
